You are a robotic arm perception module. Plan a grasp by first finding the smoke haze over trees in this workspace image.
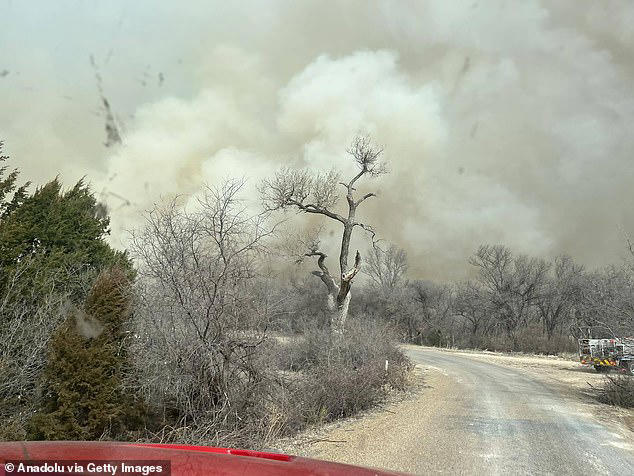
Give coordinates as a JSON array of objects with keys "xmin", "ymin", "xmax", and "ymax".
[{"xmin": 2, "ymin": 1, "xmax": 634, "ymax": 279}]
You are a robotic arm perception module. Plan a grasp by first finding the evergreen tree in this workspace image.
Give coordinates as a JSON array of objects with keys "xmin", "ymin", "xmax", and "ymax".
[
  {"xmin": 0, "ymin": 177, "xmax": 131, "ymax": 299},
  {"xmin": 0, "ymin": 141, "xmax": 29, "ymax": 220},
  {"xmin": 29, "ymin": 267, "xmax": 144, "ymax": 440}
]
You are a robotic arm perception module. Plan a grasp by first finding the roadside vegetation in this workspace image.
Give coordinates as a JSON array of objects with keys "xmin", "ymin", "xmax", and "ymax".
[
  {"xmin": 0, "ymin": 139, "xmax": 411, "ymax": 448},
  {"xmin": 2, "ymin": 132, "xmax": 632, "ymax": 444},
  {"xmin": 598, "ymin": 374, "xmax": 634, "ymax": 408}
]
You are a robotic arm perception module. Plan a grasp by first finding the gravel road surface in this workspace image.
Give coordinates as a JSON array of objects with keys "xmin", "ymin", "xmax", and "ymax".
[{"xmin": 288, "ymin": 346, "xmax": 634, "ymax": 475}]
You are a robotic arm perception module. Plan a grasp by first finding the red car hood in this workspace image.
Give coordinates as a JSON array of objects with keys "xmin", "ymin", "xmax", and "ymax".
[{"xmin": 0, "ymin": 441, "xmax": 405, "ymax": 475}]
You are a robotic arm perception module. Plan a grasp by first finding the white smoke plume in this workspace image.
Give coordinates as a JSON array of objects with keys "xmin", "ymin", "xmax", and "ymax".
[{"xmin": 2, "ymin": 0, "xmax": 633, "ymax": 279}]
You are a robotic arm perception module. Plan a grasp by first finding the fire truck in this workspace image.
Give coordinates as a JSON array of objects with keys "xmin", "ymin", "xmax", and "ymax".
[{"xmin": 578, "ymin": 327, "xmax": 634, "ymax": 374}]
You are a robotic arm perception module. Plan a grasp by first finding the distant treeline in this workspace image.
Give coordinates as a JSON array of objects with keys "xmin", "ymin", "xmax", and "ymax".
[{"xmin": 341, "ymin": 243, "xmax": 634, "ymax": 354}]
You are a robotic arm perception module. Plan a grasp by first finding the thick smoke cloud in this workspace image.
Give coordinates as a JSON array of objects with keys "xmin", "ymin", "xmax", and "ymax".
[{"xmin": 2, "ymin": 0, "xmax": 633, "ymax": 279}]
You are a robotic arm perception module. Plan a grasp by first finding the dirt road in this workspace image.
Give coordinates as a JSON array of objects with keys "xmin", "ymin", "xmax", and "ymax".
[{"xmin": 285, "ymin": 346, "xmax": 634, "ymax": 475}]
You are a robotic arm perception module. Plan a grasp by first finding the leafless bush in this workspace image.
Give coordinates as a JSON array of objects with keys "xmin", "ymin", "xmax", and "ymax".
[
  {"xmin": 276, "ymin": 319, "xmax": 411, "ymax": 428},
  {"xmin": 599, "ymin": 374, "xmax": 634, "ymax": 408},
  {"xmin": 128, "ymin": 179, "xmax": 282, "ymax": 447},
  {"xmin": 126, "ymin": 178, "xmax": 414, "ymax": 447},
  {"xmin": 465, "ymin": 325, "xmax": 577, "ymax": 354},
  {"xmin": 262, "ymin": 273, "xmax": 331, "ymax": 333}
]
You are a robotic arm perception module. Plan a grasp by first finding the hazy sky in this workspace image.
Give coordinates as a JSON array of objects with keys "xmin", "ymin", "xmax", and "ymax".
[{"xmin": 2, "ymin": 0, "xmax": 633, "ymax": 279}]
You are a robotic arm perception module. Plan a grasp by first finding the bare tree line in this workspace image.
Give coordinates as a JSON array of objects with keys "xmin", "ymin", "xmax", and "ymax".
[{"xmin": 358, "ymin": 242, "xmax": 634, "ymax": 353}]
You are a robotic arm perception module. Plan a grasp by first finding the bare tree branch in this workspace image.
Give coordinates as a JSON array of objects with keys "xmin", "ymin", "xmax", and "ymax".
[
  {"xmin": 346, "ymin": 135, "xmax": 387, "ymax": 180},
  {"xmin": 355, "ymin": 192, "xmax": 376, "ymax": 207}
]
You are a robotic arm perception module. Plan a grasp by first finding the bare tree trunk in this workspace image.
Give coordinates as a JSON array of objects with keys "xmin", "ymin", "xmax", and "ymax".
[
  {"xmin": 339, "ymin": 223, "xmax": 353, "ymax": 274},
  {"xmin": 319, "ymin": 250, "xmax": 360, "ymax": 334},
  {"xmin": 327, "ymin": 290, "xmax": 351, "ymax": 334}
]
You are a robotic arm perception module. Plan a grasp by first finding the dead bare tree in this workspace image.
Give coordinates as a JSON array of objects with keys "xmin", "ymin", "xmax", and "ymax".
[
  {"xmin": 578, "ymin": 265, "xmax": 634, "ymax": 336},
  {"xmin": 469, "ymin": 245, "xmax": 549, "ymax": 342},
  {"xmin": 260, "ymin": 136, "xmax": 386, "ymax": 333},
  {"xmin": 409, "ymin": 280, "xmax": 453, "ymax": 345},
  {"xmin": 453, "ymin": 281, "xmax": 491, "ymax": 339},
  {"xmin": 364, "ymin": 244, "xmax": 408, "ymax": 290},
  {"xmin": 535, "ymin": 255, "xmax": 584, "ymax": 340}
]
